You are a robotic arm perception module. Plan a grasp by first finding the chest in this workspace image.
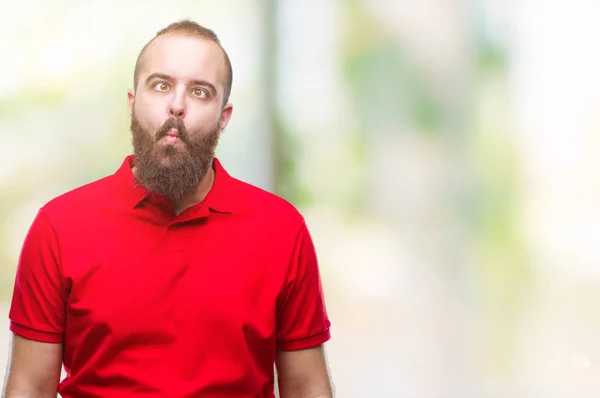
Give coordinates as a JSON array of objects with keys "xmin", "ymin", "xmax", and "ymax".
[{"xmin": 61, "ymin": 223, "xmax": 284, "ymax": 351}]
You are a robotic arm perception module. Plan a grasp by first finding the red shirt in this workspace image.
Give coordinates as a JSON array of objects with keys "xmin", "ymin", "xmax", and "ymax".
[{"xmin": 9, "ymin": 156, "xmax": 331, "ymax": 398}]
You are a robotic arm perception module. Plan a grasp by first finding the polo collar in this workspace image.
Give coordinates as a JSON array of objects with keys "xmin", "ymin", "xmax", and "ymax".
[{"xmin": 114, "ymin": 155, "xmax": 234, "ymax": 214}]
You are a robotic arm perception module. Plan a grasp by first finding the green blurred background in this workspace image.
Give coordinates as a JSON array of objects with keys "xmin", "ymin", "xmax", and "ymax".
[{"xmin": 2, "ymin": 0, "xmax": 600, "ymax": 396}]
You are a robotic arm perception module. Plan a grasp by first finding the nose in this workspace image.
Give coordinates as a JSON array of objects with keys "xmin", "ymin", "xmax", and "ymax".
[
  {"xmin": 168, "ymin": 90, "xmax": 187, "ymax": 118},
  {"xmin": 168, "ymin": 102, "xmax": 186, "ymax": 118}
]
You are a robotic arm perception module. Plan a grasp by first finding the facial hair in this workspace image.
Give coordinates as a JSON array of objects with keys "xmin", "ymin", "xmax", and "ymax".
[{"xmin": 130, "ymin": 110, "xmax": 221, "ymax": 204}]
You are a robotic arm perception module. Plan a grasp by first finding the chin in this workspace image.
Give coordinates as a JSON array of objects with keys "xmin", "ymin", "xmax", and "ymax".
[
  {"xmin": 156, "ymin": 141, "xmax": 184, "ymax": 154},
  {"xmin": 156, "ymin": 149, "xmax": 187, "ymax": 167}
]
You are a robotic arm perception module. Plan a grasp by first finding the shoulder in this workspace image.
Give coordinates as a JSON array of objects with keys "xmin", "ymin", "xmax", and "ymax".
[
  {"xmin": 40, "ymin": 174, "xmax": 117, "ymax": 220},
  {"xmin": 227, "ymin": 176, "xmax": 306, "ymax": 230}
]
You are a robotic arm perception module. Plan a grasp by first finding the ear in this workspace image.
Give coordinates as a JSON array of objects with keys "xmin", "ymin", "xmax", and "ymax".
[
  {"xmin": 218, "ymin": 103, "xmax": 234, "ymax": 133},
  {"xmin": 127, "ymin": 89, "xmax": 135, "ymax": 116}
]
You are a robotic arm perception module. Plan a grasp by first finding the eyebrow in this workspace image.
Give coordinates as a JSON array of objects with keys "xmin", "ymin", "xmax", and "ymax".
[{"xmin": 144, "ymin": 73, "xmax": 217, "ymax": 95}]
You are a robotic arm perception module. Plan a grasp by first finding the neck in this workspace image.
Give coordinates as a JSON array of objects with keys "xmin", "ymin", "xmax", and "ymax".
[
  {"xmin": 172, "ymin": 163, "xmax": 215, "ymax": 215},
  {"xmin": 131, "ymin": 159, "xmax": 216, "ymax": 215}
]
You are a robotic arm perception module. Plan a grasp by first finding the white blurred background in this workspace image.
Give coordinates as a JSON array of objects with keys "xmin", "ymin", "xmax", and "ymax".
[{"xmin": 2, "ymin": 0, "xmax": 600, "ymax": 396}]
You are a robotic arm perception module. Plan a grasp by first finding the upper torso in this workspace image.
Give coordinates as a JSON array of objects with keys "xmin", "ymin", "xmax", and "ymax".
[{"xmin": 9, "ymin": 157, "xmax": 330, "ymax": 398}]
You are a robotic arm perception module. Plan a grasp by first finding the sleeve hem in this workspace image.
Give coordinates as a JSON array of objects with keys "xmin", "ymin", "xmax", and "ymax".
[
  {"xmin": 10, "ymin": 321, "xmax": 63, "ymax": 344},
  {"xmin": 277, "ymin": 329, "xmax": 331, "ymax": 351}
]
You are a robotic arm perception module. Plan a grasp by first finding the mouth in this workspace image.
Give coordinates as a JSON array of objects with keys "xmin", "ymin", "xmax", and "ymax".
[{"xmin": 165, "ymin": 128, "xmax": 180, "ymax": 145}]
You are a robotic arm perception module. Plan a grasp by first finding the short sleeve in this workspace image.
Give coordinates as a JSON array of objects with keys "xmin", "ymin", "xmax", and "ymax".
[
  {"xmin": 9, "ymin": 209, "xmax": 66, "ymax": 343},
  {"xmin": 276, "ymin": 221, "xmax": 331, "ymax": 351}
]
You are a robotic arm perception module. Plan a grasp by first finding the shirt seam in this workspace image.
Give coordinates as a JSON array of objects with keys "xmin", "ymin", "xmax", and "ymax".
[{"xmin": 37, "ymin": 207, "xmax": 66, "ymax": 295}]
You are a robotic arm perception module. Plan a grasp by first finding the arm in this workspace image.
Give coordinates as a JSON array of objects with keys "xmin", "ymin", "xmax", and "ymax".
[
  {"xmin": 276, "ymin": 221, "xmax": 333, "ymax": 397},
  {"xmin": 276, "ymin": 345, "xmax": 333, "ymax": 398},
  {"xmin": 3, "ymin": 334, "xmax": 62, "ymax": 398},
  {"xmin": 3, "ymin": 209, "xmax": 66, "ymax": 397}
]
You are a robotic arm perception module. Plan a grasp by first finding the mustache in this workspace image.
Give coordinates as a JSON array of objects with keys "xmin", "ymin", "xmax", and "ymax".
[{"xmin": 155, "ymin": 118, "xmax": 189, "ymax": 143}]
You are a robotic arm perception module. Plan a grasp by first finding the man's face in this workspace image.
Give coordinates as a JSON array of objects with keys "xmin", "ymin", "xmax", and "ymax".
[{"xmin": 127, "ymin": 34, "xmax": 233, "ymax": 202}]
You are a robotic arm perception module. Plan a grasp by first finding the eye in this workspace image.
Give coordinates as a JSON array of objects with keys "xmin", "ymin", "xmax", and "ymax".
[
  {"xmin": 192, "ymin": 88, "xmax": 209, "ymax": 98},
  {"xmin": 153, "ymin": 82, "xmax": 169, "ymax": 91}
]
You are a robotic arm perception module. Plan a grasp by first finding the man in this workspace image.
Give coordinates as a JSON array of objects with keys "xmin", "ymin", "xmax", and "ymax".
[{"xmin": 3, "ymin": 19, "xmax": 333, "ymax": 398}]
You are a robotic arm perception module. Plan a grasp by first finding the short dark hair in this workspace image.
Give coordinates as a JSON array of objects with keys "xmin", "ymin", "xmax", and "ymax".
[{"xmin": 133, "ymin": 19, "xmax": 233, "ymax": 106}]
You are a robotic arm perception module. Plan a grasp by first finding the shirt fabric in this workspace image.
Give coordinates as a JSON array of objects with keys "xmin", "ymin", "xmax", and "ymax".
[{"xmin": 9, "ymin": 155, "xmax": 331, "ymax": 398}]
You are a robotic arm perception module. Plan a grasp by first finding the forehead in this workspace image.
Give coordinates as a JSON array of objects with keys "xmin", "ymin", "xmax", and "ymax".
[{"xmin": 140, "ymin": 34, "xmax": 226, "ymax": 87}]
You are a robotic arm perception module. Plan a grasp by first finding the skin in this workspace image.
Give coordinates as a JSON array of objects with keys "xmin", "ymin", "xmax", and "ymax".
[
  {"xmin": 3, "ymin": 33, "xmax": 333, "ymax": 398},
  {"xmin": 277, "ymin": 346, "xmax": 334, "ymax": 398},
  {"xmin": 2, "ymin": 335, "xmax": 62, "ymax": 398}
]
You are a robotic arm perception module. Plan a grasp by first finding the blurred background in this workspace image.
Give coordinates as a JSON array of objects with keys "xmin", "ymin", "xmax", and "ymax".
[{"xmin": 1, "ymin": 0, "xmax": 600, "ymax": 396}]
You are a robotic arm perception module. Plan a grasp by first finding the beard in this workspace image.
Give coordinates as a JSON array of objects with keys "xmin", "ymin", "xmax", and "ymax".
[{"xmin": 130, "ymin": 110, "xmax": 221, "ymax": 204}]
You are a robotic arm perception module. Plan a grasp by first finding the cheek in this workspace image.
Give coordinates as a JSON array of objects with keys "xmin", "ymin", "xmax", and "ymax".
[
  {"xmin": 136, "ymin": 91, "xmax": 169, "ymax": 112},
  {"xmin": 135, "ymin": 100, "xmax": 167, "ymax": 129},
  {"xmin": 187, "ymin": 104, "xmax": 222, "ymax": 127}
]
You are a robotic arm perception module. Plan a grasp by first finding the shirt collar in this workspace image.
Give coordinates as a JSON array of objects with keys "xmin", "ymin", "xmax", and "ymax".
[{"xmin": 114, "ymin": 155, "xmax": 234, "ymax": 214}]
